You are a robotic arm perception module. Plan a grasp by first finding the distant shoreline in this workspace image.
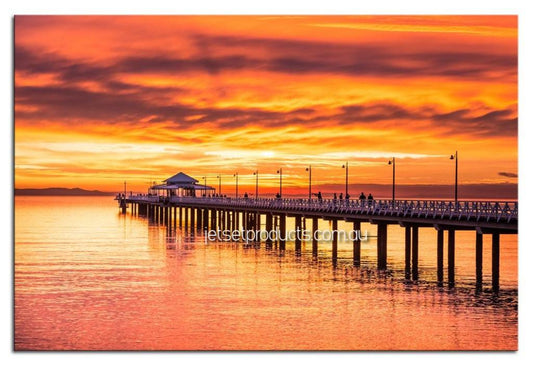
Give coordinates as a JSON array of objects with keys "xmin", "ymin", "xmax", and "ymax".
[{"xmin": 15, "ymin": 188, "xmax": 115, "ymax": 196}]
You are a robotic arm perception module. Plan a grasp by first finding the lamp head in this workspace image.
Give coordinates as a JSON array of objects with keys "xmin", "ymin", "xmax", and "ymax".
[{"xmin": 450, "ymin": 155, "xmax": 455, "ymax": 160}]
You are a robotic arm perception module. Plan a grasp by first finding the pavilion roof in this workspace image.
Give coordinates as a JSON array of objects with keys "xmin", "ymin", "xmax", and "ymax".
[
  {"xmin": 164, "ymin": 172, "xmax": 198, "ymax": 184},
  {"xmin": 151, "ymin": 184, "xmax": 215, "ymax": 191}
]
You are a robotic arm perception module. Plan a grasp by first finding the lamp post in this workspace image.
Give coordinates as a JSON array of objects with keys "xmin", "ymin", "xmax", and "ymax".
[
  {"xmin": 216, "ymin": 174, "xmax": 221, "ymax": 196},
  {"xmin": 305, "ymin": 165, "xmax": 312, "ymax": 200},
  {"xmin": 342, "ymin": 162, "xmax": 349, "ymax": 197},
  {"xmin": 277, "ymin": 168, "xmax": 283, "ymax": 198},
  {"xmin": 202, "ymin": 176, "xmax": 207, "ymax": 197},
  {"xmin": 388, "ymin": 157, "xmax": 396, "ymax": 203},
  {"xmin": 253, "ymin": 170, "xmax": 259, "ymax": 199},
  {"xmin": 233, "ymin": 172, "xmax": 238, "ymax": 198},
  {"xmin": 450, "ymin": 150, "xmax": 458, "ymax": 203}
]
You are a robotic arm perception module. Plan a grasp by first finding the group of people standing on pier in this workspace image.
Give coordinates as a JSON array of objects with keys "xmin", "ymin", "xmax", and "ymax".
[{"xmin": 310, "ymin": 191, "xmax": 374, "ymax": 203}]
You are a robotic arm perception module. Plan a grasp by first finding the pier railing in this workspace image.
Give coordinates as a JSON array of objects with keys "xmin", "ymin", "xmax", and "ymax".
[{"xmin": 124, "ymin": 195, "xmax": 517, "ymax": 224}]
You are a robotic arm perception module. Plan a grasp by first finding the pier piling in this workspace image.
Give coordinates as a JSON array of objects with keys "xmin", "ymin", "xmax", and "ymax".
[
  {"xmin": 476, "ymin": 232, "xmax": 483, "ymax": 289},
  {"xmin": 412, "ymin": 226, "xmax": 419, "ymax": 280},
  {"xmin": 437, "ymin": 229, "xmax": 444, "ymax": 285},
  {"xmin": 295, "ymin": 215, "xmax": 302, "ymax": 252},
  {"xmin": 353, "ymin": 221, "xmax": 361, "ymax": 266},
  {"xmin": 448, "ymin": 229, "xmax": 456, "ymax": 288},
  {"xmin": 332, "ymin": 219, "xmax": 338, "ymax": 263},
  {"xmin": 279, "ymin": 214, "xmax": 286, "ymax": 250},
  {"xmin": 405, "ymin": 226, "xmax": 411, "ymax": 279},
  {"xmin": 492, "ymin": 233, "xmax": 500, "ymax": 292},
  {"xmin": 312, "ymin": 217, "xmax": 318, "ymax": 256},
  {"xmin": 377, "ymin": 223, "xmax": 388, "ymax": 270}
]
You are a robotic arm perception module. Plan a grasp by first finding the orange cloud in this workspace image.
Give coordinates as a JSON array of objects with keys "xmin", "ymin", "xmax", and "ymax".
[{"xmin": 14, "ymin": 16, "xmax": 517, "ymax": 195}]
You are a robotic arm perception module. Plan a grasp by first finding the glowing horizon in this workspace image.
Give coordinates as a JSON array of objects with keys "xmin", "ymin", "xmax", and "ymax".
[{"xmin": 14, "ymin": 15, "xmax": 517, "ymax": 194}]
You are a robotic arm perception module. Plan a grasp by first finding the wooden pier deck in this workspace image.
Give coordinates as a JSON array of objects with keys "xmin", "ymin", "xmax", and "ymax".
[{"xmin": 119, "ymin": 195, "xmax": 517, "ymax": 292}]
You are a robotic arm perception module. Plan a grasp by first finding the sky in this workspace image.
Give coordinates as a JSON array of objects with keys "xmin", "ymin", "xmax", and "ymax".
[{"xmin": 14, "ymin": 15, "xmax": 518, "ymax": 197}]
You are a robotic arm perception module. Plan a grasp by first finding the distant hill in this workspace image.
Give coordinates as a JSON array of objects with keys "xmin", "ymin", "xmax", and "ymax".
[{"xmin": 15, "ymin": 187, "xmax": 115, "ymax": 196}]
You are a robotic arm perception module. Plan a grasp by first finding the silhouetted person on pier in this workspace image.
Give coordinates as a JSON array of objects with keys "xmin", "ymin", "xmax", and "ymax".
[
  {"xmin": 276, "ymin": 192, "xmax": 281, "ymax": 199},
  {"xmin": 333, "ymin": 193, "xmax": 337, "ymax": 200},
  {"xmin": 368, "ymin": 193, "xmax": 374, "ymax": 202},
  {"xmin": 244, "ymin": 192, "xmax": 248, "ymax": 199},
  {"xmin": 359, "ymin": 192, "xmax": 366, "ymax": 201},
  {"xmin": 346, "ymin": 193, "xmax": 350, "ymax": 200},
  {"xmin": 317, "ymin": 191, "xmax": 323, "ymax": 202},
  {"xmin": 339, "ymin": 193, "xmax": 343, "ymax": 200}
]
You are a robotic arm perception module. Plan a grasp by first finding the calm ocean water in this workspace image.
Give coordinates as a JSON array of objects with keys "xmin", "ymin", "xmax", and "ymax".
[{"xmin": 14, "ymin": 196, "xmax": 517, "ymax": 350}]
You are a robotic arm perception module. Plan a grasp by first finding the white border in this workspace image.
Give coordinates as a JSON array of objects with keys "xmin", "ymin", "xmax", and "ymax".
[{"xmin": 3, "ymin": 1, "xmax": 532, "ymax": 371}]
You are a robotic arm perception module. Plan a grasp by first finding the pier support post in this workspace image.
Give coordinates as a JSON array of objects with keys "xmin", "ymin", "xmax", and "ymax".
[
  {"xmin": 197, "ymin": 208, "xmax": 202, "ymax": 230},
  {"xmin": 190, "ymin": 208, "xmax": 195, "ymax": 231},
  {"xmin": 492, "ymin": 233, "xmax": 500, "ymax": 292},
  {"xmin": 184, "ymin": 208, "xmax": 189, "ymax": 230},
  {"xmin": 353, "ymin": 221, "xmax": 361, "ymax": 266},
  {"xmin": 332, "ymin": 219, "xmax": 338, "ymax": 263},
  {"xmin": 222, "ymin": 210, "xmax": 227, "ymax": 231},
  {"xmin": 173, "ymin": 207, "xmax": 177, "ymax": 228},
  {"xmin": 265, "ymin": 213, "xmax": 273, "ymax": 247},
  {"xmin": 295, "ymin": 215, "xmax": 302, "ymax": 252},
  {"xmin": 377, "ymin": 223, "xmax": 388, "ymax": 270},
  {"xmin": 179, "ymin": 207, "xmax": 183, "ymax": 228},
  {"xmin": 437, "ymin": 229, "xmax": 444, "ymax": 285},
  {"xmin": 279, "ymin": 214, "xmax": 286, "ymax": 250},
  {"xmin": 448, "ymin": 229, "xmax": 456, "ymax": 288},
  {"xmin": 476, "ymin": 232, "xmax": 483, "ymax": 290},
  {"xmin": 405, "ymin": 226, "xmax": 411, "ymax": 279},
  {"xmin": 412, "ymin": 226, "xmax": 419, "ymax": 280},
  {"xmin": 203, "ymin": 209, "xmax": 209, "ymax": 231},
  {"xmin": 312, "ymin": 217, "xmax": 318, "ymax": 256},
  {"xmin": 255, "ymin": 213, "xmax": 261, "ymax": 242},
  {"xmin": 209, "ymin": 209, "xmax": 214, "ymax": 230}
]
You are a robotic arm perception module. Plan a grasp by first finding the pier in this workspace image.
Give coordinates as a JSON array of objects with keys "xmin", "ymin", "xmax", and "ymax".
[{"xmin": 119, "ymin": 193, "xmax": 517, "ymax": 292}]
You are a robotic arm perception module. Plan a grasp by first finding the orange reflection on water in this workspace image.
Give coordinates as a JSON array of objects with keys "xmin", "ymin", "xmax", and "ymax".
[{"xmin": 15, "ymin": 197, "xmax": 517, "ymax": 350}]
